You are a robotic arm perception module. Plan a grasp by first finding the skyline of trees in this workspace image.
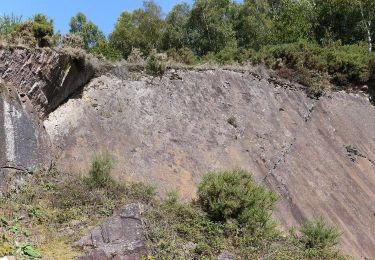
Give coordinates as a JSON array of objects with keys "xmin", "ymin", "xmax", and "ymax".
[{"xmin": 1, "ymin": 0, "xmax": 375, "ymax": 57}]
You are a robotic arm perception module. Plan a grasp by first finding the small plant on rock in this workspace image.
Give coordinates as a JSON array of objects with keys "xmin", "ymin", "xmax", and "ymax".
[{"xmin": 227, "ymin": 116, "xmax": 238, "ymax": 128}]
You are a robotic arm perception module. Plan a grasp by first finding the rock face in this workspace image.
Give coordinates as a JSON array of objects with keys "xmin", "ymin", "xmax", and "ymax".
[
  {"xmin": 0, "ymin": 47, "xmax": 94, "ymax": 118},
  {"xmin": 0, "ymin": 47, "xmax": 94, "ymax": 195},
  {"xmin": 45, "ymin": 69, "xmax": 375, "ymax": 258},
  {"xmin": 0, "ymin": 86, "xmax": 49, "ymax": 195},
  {"xmin": 75, "ymin": 203, "xmax": 147, "ymax": 260}
]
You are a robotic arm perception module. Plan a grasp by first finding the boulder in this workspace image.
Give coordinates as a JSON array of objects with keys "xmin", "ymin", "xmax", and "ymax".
[{"xmin": 75, "ymin": 203, "xmax": 147, "ymax": 259}]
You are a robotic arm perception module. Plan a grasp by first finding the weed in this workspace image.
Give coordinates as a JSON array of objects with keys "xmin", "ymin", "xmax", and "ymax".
[
  {"xmin": 227, "ymin": 116, "xmax": 238, "ymax": 128},
  {"xmin": 86, "ymin": 152, "xmax": 114, "ymax": 188},
  {"xmin": 146, "ymin": 50, "xmax": 166, "ymax": 77},
  {"xmin": 299, "ymin": 217, "xmax": 341, "ymax": 251},
  {"xmin": 17, "ymin": 242, "xmax": 41, "ymax": 259}
]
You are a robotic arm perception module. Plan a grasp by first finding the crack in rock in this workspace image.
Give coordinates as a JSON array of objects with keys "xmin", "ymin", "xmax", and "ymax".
[{"xmin": 263, "ymin": 98, "xmax": 320, "ymax": 223}]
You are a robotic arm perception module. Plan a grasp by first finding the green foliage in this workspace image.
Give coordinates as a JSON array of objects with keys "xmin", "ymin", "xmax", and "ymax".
[
  {"xmin": 197, "ymin": 170, "xmax": 278, "ymax": 232},
  {"xmin": 91, "ymin": 39, "xmax": 122, "ymax": 61},
  {"xmin": 0, "ymin": 14, "xmax": 22, "ymax": 36},
  {"xmin": 146, "ymin": 193, "xmax": 226, "ymax": 259},
  {"xmin": 109, "ymin": 1, "xmax": 164, "ymax": 58},
  {"xmin": 233, "ymin": 0, "xmax": 274, "ymax": 49},
  {"xmin": 69, "ymin": 12, "xmax": 105, "ymax": 49},
  {"xmin": 162, "ymin": 3, "xmax": 190, "ymax": 50},
  {"xmin": 272, "ymin": 0, "xmax": 316, "ymax": 44},
  {"xmin": 255, "ymin": 41, "xmax": 375, "ymax": 94},
  {"xmin": 86, "ymin": 152, "xmax": 114, "ymax": 188},
  {"xmin": 145, "ymin": 171, "xmax": 346, "ymax": 259},
  {"xmin": 0, "ymin": 158, "xmax": 155, "ymax": 258},
  {"xmin": 17, "ymin": 242, "xmax": 41, "ymax": 259},
  {"xmin": 166, "ymin": 47, "xmax": 196, "ymax": 65},
  {"xmin": 299, "ymin": 218, "xmax": 341, "ymax": 251},
  {"xmin": 31, "ymin": 14, "xmax": 54, "ymax": 47},
  {"xmin": 146, "ymin": 50, "xmax": 166, "ymax": 77},
  {"xmin": 313, "ymin": 0, "xmax": 363, "ymax": 45},
  {"xmin": 187, "ymin": 0, "xmax": 237, "ymax": 56}
]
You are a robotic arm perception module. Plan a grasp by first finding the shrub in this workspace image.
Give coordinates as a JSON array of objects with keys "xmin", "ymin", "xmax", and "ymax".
[
  {"xmin": 299, "ymin": 217, "xmax": 341, "ymax": 251},
  {"xmin": 127, "ymin": 47, "xmax": 145, "ymax": 64},
  {"xmin": 86, "ymin": 152, "xmax": 114, "ymax": 188},
  {"xmin": 90, "ymin": 39, "xmax": 122, "ymax": 61},
  {"xmin": 60, "ymin": 33, "xmax": 84, "ymax": 49},
  {"xmin": 197, "ymin": 170, "xmax": 278, "ymax": 233},
  {"xmin": 146, "ymin": 50, "xmax": 166, "ymax": 77},
  {"xmin": 166, "ymin": 47, "xmax": 197, "ymax": 65},
  {"xmin": 215, "ymin": 46, "xmax": 238, "ymax": 65},
  {"xmin": 0, "ymin": 14, "xmax": 22, "ymax": 36},
  {"xmin": 257, "ymin": 42, "xmax": 375, "ymax": 88},
  {"xmin": 8, "ymin": 21, "xmax": 36, "ymax": 46},
  {"xmin": 31, "ymin": 14, "xmax": 54, "ymax": 47}
]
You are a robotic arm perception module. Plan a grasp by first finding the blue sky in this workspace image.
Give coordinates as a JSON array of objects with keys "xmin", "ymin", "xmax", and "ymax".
[{"xmin": 0, "ymin": 0, "xmax": 193, "ymax": 36}]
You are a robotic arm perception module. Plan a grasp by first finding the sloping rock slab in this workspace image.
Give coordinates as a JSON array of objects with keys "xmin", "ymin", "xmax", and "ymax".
[
  {"xmin": 75, "ymin": 203, "xmax": 147, "ymax": 260},
  {"xmin": 46, "ymin": 69, "xmax": 375, "ymax": 258},
  {"xmin": 0, "ymin": 47, "xmax": 94, "ymax": 118}
]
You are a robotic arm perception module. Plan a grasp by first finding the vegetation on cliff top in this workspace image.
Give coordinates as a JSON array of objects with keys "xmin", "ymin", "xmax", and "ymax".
[{"xmin": 0, "ymin": 1, "xmax": 375, "ymax": 97}]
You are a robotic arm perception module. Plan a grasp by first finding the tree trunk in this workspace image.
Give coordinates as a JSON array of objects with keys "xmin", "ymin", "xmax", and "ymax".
[{"xmin": 367, "ymin": 27, "xmax": 372, "ymax": 52}]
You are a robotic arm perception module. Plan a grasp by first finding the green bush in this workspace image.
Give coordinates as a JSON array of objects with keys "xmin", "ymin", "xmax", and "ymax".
[
  {"xmin": 197, "ymin": 170, "xmax": 278, "ymax": 231},
  {"xmin": 86, "ymin": 152, "xmax": 114, "ymax": 188},
  {"xmin": 166, "ymin": 47, "xmax": 197, "ymax": 65},
  {"xmin": 31, "ymin": 14, "xmax": 54, "ymax": 47},
  {"xmin": 215, "ymin": 46, "xmax": 238, "ymax": 65},
  {"xmin": 90, "ymin": 39, "xmax": 122, "ymax": 61},
  {"xmin": 258, "ymin": 42, "xmax": 374, "ymax": 86},
  {"xmin": 146, "ymin": 50, "xmax": 166, "ymax": 77},
  {"xmin": 299, "ymin": 217, "xmax": 341, "ymax": 251}
]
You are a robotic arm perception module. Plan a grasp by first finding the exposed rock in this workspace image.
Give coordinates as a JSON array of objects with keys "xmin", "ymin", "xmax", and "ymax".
[
  {"xmin": 0, "ymin": 47, "xmax": 94, "ymax": 195},
  {"xmin": 0, "ymin": 86, "xmax": 49, "ymax": 196},
  {"xmin": 217, "ymin": 250, "xmax": 235, "ymax": 260},
  {"xmin": 0, "ymin": 46, "xmax": 94, "ymax": 118},
  {"xmin": 75, "ymin": 203, "xmax": 147, "ymax": 259},
  {"xmin": 0, "ymin": 256, "xmax": 16, "ymax": 260},
  {"xmin": 45, "ymin": 69, "xmax": 375, "ymax": 258}
]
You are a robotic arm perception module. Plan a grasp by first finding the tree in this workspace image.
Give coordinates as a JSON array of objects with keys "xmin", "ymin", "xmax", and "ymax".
[
  {"xmin": 162, "ymin": 2, "xmax": 191, "ymax": 50},
  {"xmin": 356, "ymin": 0, "xmax": 375, "ymax": 52},
  {"xmin": 233, "ymin": 0, "xmax": 274, "ymax": 49},
  {"xmin": 109, "ymin": 1, "xmax": 164, "ymax": 58},
  {"xmin": 313, "ymin": 0, "xmax": 362, "ymax": 45},
  {"xmin": 69, "ymin": 12, "xmax": 105, "ymax": 49},
  {"xmin": 187, "ymin": 0, "xmax": 237, "ymax": 56},
  {"xmin": 31, "ymin": 14, "xmax": 54, "ymax": 47},
  {"xmin": 272, "ymin": 0, "xmax": 316, "ymax": 44}
]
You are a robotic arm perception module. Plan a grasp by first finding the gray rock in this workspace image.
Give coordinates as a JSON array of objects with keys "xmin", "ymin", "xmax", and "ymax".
[
  {"xmin": 218, "ymin": 250, "xmax": 235, "ymax": 260},
  {"xmin": 0, "ymin": 88, "xmax": 49, "ymax": 195},
  {"xmin": 45, "ymin": 69, "xmax": 375, "ymax": 258},
  {"xmin": 75, "ymin": 203, "xmax": 147, "ymax": 260},
  {"xmin": 0, "ymin": 46, "xmax": 94, "ymax": 195},
  {"xmin": 0, "ymin": 46, "xmax": 94, "ymax": 118}
]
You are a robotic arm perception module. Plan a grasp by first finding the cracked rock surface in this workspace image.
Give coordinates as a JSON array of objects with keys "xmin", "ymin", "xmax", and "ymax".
[
  {"xmin": 44, "ymin": 69, "xmax": 375, "ymax": 258},
  {"xmin": 0, "ymin": 47, "xmax": 94, "ymax": 195},
  {"xmin": 75, "ymin": 203, "xmax": 147, "ymax": 260}
]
